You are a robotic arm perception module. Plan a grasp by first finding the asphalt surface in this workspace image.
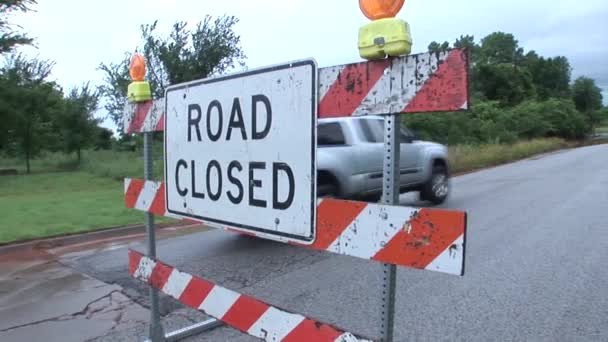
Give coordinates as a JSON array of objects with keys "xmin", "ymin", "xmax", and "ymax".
[{"xmin": 63, "ymin": 144, "xmax": 608, "ymax": 341}]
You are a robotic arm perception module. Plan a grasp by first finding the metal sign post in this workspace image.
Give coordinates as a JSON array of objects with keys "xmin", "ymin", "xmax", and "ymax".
[
  {"xmin": 143, "ymin": 132, "xmax": 165, "ymax": 342},
  {"xmin": 381, "ymin": 114, "xmax": 400, "ymax": 341}
]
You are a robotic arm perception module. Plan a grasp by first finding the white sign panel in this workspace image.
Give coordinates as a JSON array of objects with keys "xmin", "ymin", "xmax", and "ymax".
[{"xmin": 164, "ymin": 60, "xmax": 317, "ymax": 243}]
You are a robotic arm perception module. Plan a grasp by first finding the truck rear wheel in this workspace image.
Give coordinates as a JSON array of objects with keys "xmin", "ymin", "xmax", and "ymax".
[{"xmin": 421, "ymin": 165, "xmax": 449, "ymax": 205}]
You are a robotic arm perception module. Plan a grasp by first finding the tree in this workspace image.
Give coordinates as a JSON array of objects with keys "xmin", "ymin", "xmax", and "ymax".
[
  {"xmin": 94, "ymin": 126, "xmax": 114, "ymax": 150},
  {"xmin": 57, "ymin": 82, "xmax": 100, "ymax": 163},
  {"xmin": 428, "ymin": 41, "xmax": 450, "ymax": 53},
  {"xmin": 0, "ymin": 0, "xmax": 37, "ymax": 54},
  {"xmin": 478, "ymin": 32, "xmax": 525, "ymax": 66},
  {"xmin": 475, "ymin": 63, "xmax": 535, "ymax": 106},
  {"xmin": 572, "ymin": 76, "xmax": 603, "ymax": 133},
  {"xmin": 98, "ymin": 15, "xmax": 247, "ymax": 132},
  {"xmin": 526, "ymin": 54, "xmax": 571, "ymax": 100},
  {"xmin": 0, "ymin": 53, "xmax": 63, "ymax": 173}
]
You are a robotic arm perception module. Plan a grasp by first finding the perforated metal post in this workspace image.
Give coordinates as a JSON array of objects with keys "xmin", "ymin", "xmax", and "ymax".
[
  {"xmin": 381, "ymin": 114, "xmax": 400, "ymax": 341},
  {"xmin": 144, "ymin": 132, "xmax": 166, "ymax": 342}
]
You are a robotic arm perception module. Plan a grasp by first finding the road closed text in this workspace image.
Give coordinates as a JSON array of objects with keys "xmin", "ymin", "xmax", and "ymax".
[{"xmin": 174, "ymin": 95, "xmax": 295, "ymax": 210}]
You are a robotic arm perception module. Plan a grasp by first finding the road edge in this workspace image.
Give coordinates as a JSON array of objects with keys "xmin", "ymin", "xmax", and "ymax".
[{"xmin": 0, "ymin": 221, "xmax": 191, "ymax": 256}]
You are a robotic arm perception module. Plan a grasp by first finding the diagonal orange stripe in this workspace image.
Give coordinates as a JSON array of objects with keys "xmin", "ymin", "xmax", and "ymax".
[
  {"xmin": 373, "ymin": 208, "xmax": 466, "ymax": 269},
  {"xmin": 307, "ymin": 199, "xmax": 366, "ymax": 250},
  {"xmin": 404, "ymin": 49, "xmax": 469, "ymax": 113},
  {"xmin": 283, "ymin": 318, "xmax": 343, "ymax": 342},
  {"xmin": 149, "ymin": 183, "xmax": 166, "ymax": 216},
  {"xmin": 318, "ymin": 59, "xmax": 390, "ymax": 118},
  {"xmin": 128, "ymin": 250, "xmax": 143, "ymax": 276},
  {"xmin": 125, "ymin": 179, "xmax": 145, "ymax": 209},
  {"xmin": 128, "ymin": 100, "xmax": 154, "ymax": 133}
]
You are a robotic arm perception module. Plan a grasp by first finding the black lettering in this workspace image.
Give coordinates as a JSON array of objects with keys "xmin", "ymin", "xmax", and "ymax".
[
  {"xmin": 187, "ymin": 104, "xmax": 202, "ymax": 142},
  {"xmin": 227, "ymin": 161, "xmax": 243, "ymax": 204},
  {"xmin": 206, "ymin": 160, "xmax": 222, "ymax": 201},
  {"xmin": 272, "ymin": 163, "xmax": 295, "ymax": 210},
  {"xmin": 249, "ymin": 162, "xmax": 266, "ymax": 208},
  {"xmin": 252, "ymin": 95, "xmax": 272, "ymax": 140},
  {"xmin": 191, "ymin": 160, "xmax": 205, "ymax": 199},
  {"xmin": 226, "ymin": 98, "xmax": 247, "ymax": 141},
  {"xmin": 175, "ymin": 159, "xmax": 188, "ymax": 196},
  {"xmin": 206, "ymin": 100, "xmax": 223, "ymax": 142}
]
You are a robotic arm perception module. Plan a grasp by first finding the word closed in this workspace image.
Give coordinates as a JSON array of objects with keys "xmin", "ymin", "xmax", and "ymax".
[{"xmin": 164, "ymin": 60, "xmax": 317, "ymax": 243}]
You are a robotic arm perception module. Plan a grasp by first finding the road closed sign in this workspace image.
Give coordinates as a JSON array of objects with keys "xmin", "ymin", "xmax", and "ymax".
[{"xmin": 164, "ymin": 60, "xmax": 317, "ymax": 243}]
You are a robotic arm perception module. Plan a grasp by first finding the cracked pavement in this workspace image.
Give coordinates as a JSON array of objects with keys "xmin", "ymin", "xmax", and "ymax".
[{"xmin": 0, "ymin": 258, "xmax": 149, "ymax": 342}]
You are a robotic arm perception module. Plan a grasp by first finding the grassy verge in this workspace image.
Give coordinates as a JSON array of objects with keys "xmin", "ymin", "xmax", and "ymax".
[
  {"xmin": 0, "ymin": 171, "xmax": 174, "ymax": 244},
  {"xmin": 448, "ymin": 138, "xmax": 570, "ymax": 174}
]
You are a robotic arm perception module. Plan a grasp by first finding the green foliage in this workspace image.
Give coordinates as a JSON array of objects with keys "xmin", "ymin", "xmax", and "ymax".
[
  {"xmin": 477, "ymin": 32, "xmax": 525, "ymax": 66},
  {"xmin": 98, "ymin": 15, "xmax": 247, "ymax": 133},
  {"xmin": 0, "ymin": 0, "xmax": 37, "ymax": 54},
  {"xmin": 428, "ymin": 41, "xmax": 450, "ymax": 53},
  {"xmin": 56, "ymin": 82, "xmax": 100, "ymax": 162},
  {"xmin": 94, "ymin": 126, "xmax": 114, "ymax": 150},
  {"xmin": 403, "ymin": 98, "xmax": 587, "ymax": 145},
  {"xmin": 476, "ymin": 63, "xmax": 535, "ymax": 106},
  {"xmin": 525, "ymin": 54, "xmax": 571, "ymax": 100},
  {"xmin": 0, "ymin": 53, "xmax": 64, "ymax": 173}
]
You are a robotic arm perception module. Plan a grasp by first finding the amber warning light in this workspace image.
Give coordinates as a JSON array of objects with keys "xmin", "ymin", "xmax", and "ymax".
[
  {"xmin": 127, "ymin": 53, "xmax": 152, "ymax": 103},
  {"xmin": 359, "ymin": 0, "xmax": 405, "ymax": 20}
]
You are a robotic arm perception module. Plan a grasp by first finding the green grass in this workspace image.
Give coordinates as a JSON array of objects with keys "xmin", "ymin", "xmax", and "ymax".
[
  {"xmin": 0, "ymin": 171, "xmax": 174, "ymax": 244},
  {"xmin": 596, "ymin": 126, "xmax": 608, "ymax": 134},
  {"xmin": 448, "ymin": 138, "xmax": 569, "ymax": 174}
]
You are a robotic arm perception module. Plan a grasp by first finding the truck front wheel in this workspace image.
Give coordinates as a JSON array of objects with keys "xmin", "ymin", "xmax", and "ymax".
[{"xmin": 421, "ymin": 164, "xmax": 449, "ymax": 205}]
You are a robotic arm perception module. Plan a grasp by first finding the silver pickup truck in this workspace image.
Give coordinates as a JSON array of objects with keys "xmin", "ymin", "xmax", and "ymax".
[{"xmin": 316, "ymin": 116, "xmax": 450, "ymax": 205}]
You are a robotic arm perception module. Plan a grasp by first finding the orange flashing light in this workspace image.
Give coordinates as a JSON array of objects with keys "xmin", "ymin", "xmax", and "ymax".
[
  {"xmin": 129, "ymin": 53, "xmax": 146, "ymax": 82},
  {"xmin": 359, "ymin": 0, "xmax": 405, "ymax": 20}
]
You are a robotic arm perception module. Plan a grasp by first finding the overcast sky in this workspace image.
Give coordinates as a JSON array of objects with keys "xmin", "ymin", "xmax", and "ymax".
[{"xmin": 12, "ymin": 0, "xmax": 608, "ymax": 131}]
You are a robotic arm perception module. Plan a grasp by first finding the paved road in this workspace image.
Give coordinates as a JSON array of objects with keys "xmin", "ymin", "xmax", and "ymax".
[{"xmin": 63, "ymin": 144, "xmax": 608, "ymax": 341}]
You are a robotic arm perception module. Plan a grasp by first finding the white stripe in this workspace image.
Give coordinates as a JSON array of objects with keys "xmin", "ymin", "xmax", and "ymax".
[
  {"xmin": 351, "ymin": 51, "xmax": 450, "ymax": 116},
  {"xmin": 161, "ymin": 269, "xmax": 193, "ymax": 299},
  {"xmin": 327, "ymin": 203, "xmax": 419, "ymax": 259},
  {"xmin": 198, "ymin": 286, "xmax": 240, "ymax": 318},
  {"xmin": 334, "ymin": 332, "xmax": 373, "ymax": 342},
  {"xmin": 123, "ymin": 102, "xmax": 136, "ymax": 131},
  {"xmin": 247, "ymin": 307, "xmax": 305, "ymax": 341},
  {"xmin": 124, "ymin": 178, "xmax": 132, "ymax": 194},
  {"xmin": 425, "ymin": 234, "xmax": 464, "ymax": 276},
  {"xmin": 141, "ymin": 99, "xmax": 164, "ymax": 132},
  {"xmin": 318, "ymin": 65, "xmax": 345, "ymax": 100},
  {"xmin": 133, "ymin": 256, "xmax": 156, "ymax": 282},
  {"xmin": 134, "ymin": 180, "xmax": 161, "ymax": 211},
  {"xmin": 460, "ymin": 101, "xmax": 469, "ymax": 110}
]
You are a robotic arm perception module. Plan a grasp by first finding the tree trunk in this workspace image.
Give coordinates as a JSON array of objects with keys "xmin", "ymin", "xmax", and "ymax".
[
  {"xmin": 26, "ymin": 149, "xmax": 30, "ymax": 174},
  {"xmin": 77, "ymin": 148, "xmax": 81, "ymax": 165}
]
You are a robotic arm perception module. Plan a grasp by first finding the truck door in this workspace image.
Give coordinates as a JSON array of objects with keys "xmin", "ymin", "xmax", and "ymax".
[{"xmin": 357, "ymin": 118, "xmax": 421, "ymax": 190}]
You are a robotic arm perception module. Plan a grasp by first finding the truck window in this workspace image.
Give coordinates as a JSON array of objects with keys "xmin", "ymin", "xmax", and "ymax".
[
  {"xmin": 318, "ymin": 122, "xmax": 346, "ymax": 146},
  {"xmin": 359, "ymin": 118, "xmax": 413, "ymax": 143}
]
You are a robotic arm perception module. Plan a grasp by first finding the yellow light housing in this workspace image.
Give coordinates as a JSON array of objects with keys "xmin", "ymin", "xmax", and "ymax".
[{"xmin": 357, "ymin": 0, "xmax": 412, "ymax": 60}]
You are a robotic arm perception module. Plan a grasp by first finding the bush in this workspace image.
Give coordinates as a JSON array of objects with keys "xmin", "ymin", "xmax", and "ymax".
[{"xmin": 403, "ymin": 98, "xmax": 591, "ymax": 145}]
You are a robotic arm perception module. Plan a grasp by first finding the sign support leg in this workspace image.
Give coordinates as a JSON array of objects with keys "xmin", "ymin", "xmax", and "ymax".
[
  {"xmin": 381, "ymin": 114, "xmax": 400, "ymax": 341},
  {"xmin": 144, "ymin": 132, "xmax": 166, "ymax": 342}
]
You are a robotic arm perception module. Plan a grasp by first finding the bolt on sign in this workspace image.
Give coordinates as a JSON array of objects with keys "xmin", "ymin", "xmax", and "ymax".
[{"xmin": 164, "ymin": 60, "xmax": 318, "ymax": 244}]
